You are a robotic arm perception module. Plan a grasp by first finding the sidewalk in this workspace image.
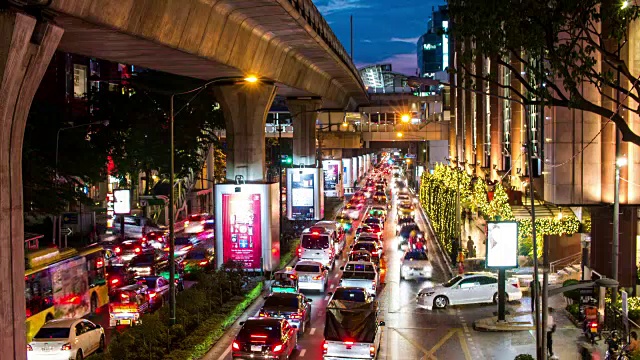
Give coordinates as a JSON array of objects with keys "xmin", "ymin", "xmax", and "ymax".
[{"xmin": 462, "ymin": 212, "xmax": 487, "ymax": 258}]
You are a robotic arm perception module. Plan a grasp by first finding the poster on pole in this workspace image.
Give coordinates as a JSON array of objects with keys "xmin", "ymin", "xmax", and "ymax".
[
  {"xmin": 288, "ymin": 169, "xmax": 315, "ymax": 219},
  {"xmin": 485, "ymin": 221, "xmax": 518, "ymax": 268},
  {"xmin": 113, "ymin": 189, "xmax": 131, "ymax": 215},
  {"xmin": 221, "ymin": 193, "xmax": 262, "ymax": 268}
]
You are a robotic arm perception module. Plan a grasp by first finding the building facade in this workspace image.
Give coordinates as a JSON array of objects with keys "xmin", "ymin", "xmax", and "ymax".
[{"xmin": 417, "ymin": 6, "xmax": 449, "ymax": 78}]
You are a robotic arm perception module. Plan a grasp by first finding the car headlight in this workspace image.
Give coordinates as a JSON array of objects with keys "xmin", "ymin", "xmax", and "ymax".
[
  {"xmin": 423, "ymin": 266, "xmax": 431, "ymax": 271},
  {"xmin": 419, "ymin": 291, "xmax": 435, "ymax": 297},
  {"xmin": 411, "ymin": 211, "xmax": 415, "ymax": 216}
]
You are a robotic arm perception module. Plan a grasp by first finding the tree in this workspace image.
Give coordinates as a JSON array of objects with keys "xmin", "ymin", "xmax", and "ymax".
[{"xmin": 449, "ymin": 0, "xmax": 640, "ymax": 146}]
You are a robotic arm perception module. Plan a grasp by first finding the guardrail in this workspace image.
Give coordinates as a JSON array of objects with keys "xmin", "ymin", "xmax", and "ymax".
[{"xmin": 550, "ymin": 252, "xmax": 582, "ymax": 273}]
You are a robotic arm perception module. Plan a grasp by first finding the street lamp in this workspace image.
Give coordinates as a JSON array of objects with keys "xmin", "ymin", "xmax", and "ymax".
[
  {"xmin": 401, "ymin": 114, "xmax": 410, "ymax": 123},
  {"xmin": 397, "ymin": 132, "xmax": 403, "ymax": 138},
  {"xmin": 55, "ymin": 120, "xmax": 109, "ymax": 181},
  {"xmin": 167, "ymin": 75, "xmax": 262, "ymax": 325},
  {"xmin": 612, "ymin": 155, "xmax": 627, "ymax": 302}
]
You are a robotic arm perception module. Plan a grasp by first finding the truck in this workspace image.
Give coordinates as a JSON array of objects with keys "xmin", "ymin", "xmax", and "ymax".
[
  {"xmin": 339, "ymin": 261, "xmax": 379, "ymax": 296},
  {"xmin": 323, "ymin": 299, "xmax": 385, "ymax": 359}
]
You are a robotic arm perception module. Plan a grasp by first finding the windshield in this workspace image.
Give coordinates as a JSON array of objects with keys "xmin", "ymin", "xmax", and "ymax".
[
  {"xmin": 301, "ymin": 235, "xmax": 329, "ymax": 249},
  {"xmin": 345, "ymin": 263, "xmax": 376, "ymax": 272},
  {"xmin": 185, "ymin": 251, "xmax": 207, "ymax": 260},
  {"xmin": 263, "ymin": 296, "xmax": 298, "ymax": 309},
  {"xmin": 405, "ymin": 251, "xmax": 428, "ymax": 260},
  {"xmin": 295, "ymin": 264, "xmax": 321, "ymax": 273},
  {"xmin": 353, "ymin": 243, "xmax": 375, "ymax": 252},
  {"xmin": 237, "ymin": 322, "xmax": 281, "ymax": 341},
  {"xmin": 400, "ymin": 225, "xmax": 420, "ymax": 236},
  {"xmin": 139, "ymin": 278, "xmax": 157, "ymax": 289},
  {"xmin": 443, "ymin": 276, "xmax": 462, "ymax": 287},
  {"xmin": 34, "ymin": 327, "xmax": 70, "ymax": 339},
  {"xmin": 130, "ymin": 254, "xmax": 155, "ymax": 266},
  {"xmin": 174, "ymin": 237, "xmax": 193, "ymax": 246},
  {"xmin": 333, "ymin": 289, "xmax": 366, "ymax": 302},
  {"xmin": 365, "ymin": 218, "xmax": 380, "ymax": 224},
  {"xmin": 106, "ymin": 266, "xmax": 127, "ymax": 275}
]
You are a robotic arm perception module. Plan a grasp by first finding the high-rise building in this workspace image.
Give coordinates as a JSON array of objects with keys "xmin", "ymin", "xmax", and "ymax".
[{"xmin": 417, "ymin": 6, "xmax": 449, "ymax": 78}]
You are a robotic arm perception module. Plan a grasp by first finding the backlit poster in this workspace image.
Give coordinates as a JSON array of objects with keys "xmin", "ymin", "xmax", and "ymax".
[
  {"xmin": 221, "ymin": 193, "xmax": 262, "ymax": 268},
  {"xmin": 486, "ymin": 221, "xmax": 518, "ymax": 268},
  {"xmin": 291, "ymin": 170, "xmax": 315, "ymax": 219},
  {"xmin": 324, "ymin": 163, "xmax": 339, "ymax": 191}
]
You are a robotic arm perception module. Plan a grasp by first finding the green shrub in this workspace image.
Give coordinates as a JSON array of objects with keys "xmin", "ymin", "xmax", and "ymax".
[
  {"xmin": 514, "ymin": 355, "xmax": 535, "ymax": 360},
  {"xmin": 566, "ymin": 303, "xmax": 579, "ymax": 318}
]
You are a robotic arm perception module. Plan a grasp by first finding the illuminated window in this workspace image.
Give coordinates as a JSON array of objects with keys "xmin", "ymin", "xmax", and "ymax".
[{"xmin": 73, "ymin": 64, "xmax": 87, "ymax": 98}]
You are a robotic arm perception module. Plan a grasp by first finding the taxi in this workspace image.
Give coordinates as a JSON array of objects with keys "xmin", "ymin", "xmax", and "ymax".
[
  {"xmin": 108, "ymin": 284, "xmax": 150, "ymax": 327},
  {"xmin": 271, "ymin": 267, "xmax": 299, "ymax": 294}
]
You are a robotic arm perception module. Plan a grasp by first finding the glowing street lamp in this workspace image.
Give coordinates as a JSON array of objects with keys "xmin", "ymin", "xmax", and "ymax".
[
  {"xmin": 397, "ymin": 132, "xmax": 403, "ymax": 138},
  {"xmin": 401, "ymin": 114, "xmax": 410, "ymax": 123},
  {"xmin": 622, "ymin": 0, "xmax": 629, "ymax": 9},
  {"xmin": 244, "ymin": 75, "xmax": 259, "ymax": 83}
]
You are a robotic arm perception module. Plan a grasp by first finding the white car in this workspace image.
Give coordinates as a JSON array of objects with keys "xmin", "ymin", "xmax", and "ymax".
[
  {"xmin": 396, "ymin": 194, "xmax": 410, "ymax": 204},
  {"xmin": 417, "ymin": 273, "xmax": 523, "ymax": 310},
  {"xmin": 294, "ymin": 260, "xmax": 328, "ymax": 292},
  {"xmin": 400, "ymin": 250, "xmax": 433, "ymax": 280},
  {"xmin": 28, "ymin": 319, "xmax": 105, "ymax": 360}
]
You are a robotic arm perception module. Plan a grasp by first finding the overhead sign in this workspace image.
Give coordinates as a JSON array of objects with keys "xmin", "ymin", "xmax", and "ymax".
[
  {"xmin": 61, "ymin": 227, "xmax": 73, "ymax": 236},
  {"xmin": 62, "ymin": 212, "xmax": 78, "ymax": 225},
  {"xmin": 485, "ymin": 221, "xmax": 518, "ymax": 268},
  {"xmin": 113, "ymin": 189, "xmax": 131, "ymax": 215},
  {"xmin": 221, "ymin": 193, "xmax": 262, "ymax": 268}
]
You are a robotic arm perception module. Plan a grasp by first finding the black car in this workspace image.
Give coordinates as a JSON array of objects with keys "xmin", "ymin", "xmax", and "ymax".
[
  {"xmin": 233, "ymin": 318, "xmax": 297, "ymax": 360},
  {"xmin": 129, "ymin": 250, "xmax": 184, "ymax": 287},
  {"xmin": 106, "ymin": 264, "xmax": 135, "ymax": 292},
  {"xmin": 136, "ymin": 275, "xmax": 171, "ymax": 310},
  {"xmin": 259, "ymin": 292, "xmax": 312, "ymax": 335}
]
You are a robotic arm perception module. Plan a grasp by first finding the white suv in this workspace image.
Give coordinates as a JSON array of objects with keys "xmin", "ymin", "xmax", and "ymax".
[{"xmin": 294, "ymin": 260, "xmax": 328, "ymax": 292}]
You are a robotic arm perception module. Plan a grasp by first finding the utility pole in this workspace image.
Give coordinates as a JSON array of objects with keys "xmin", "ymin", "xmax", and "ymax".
[
  {"xmin": 278, "ymin": 123, "xmax": 284, "ymax": 243},
  {"xmin": 612, "ymin": 59, "xmax": 622, "ymax": 304},
  {"xmin": 169, "ymin": 95, "xmax": 176, "ymax": 326}
]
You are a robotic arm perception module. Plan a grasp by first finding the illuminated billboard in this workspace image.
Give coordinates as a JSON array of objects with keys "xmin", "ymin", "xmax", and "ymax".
[
  {"xmin": 323, "ymin": 160, "xmax": 341, "ymax": 197},
  {"xmin": 287, "ymin": 168, "xmax": 324, "ymax": 220},
  {"xmin": 221, "ymin": 193, "xmax": 262, "ymax": 268},
  {"xmin": 113, "ymin": 189, "xmax": 131, "ymax": 215},
  {"xmin": 486, "ymin": 221, "xmax": 518, "ymax": 268}
]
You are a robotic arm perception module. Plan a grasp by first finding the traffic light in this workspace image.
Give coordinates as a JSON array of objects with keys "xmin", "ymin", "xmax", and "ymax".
[{"xmin": 280, "ymin": 155, "xmax": 292, "ymax": 165}]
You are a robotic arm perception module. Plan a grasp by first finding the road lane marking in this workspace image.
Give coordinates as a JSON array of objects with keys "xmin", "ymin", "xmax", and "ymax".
[
  {"xmin": 310, "ymin": 327, "xmax": 316, "ymax": 335},
  {"xmin": 389, "ymin": 327, "xmax": 434, "ymax": 359},
  {"xmin": 457, "ymin": 330, "xmax": 473, "ymax": 360},
  {"xmin": 426, "ymin": 329, "xmax": 456, "ymax": 357},
  {"xmin": 221, "ymin": 345, "xmax": 231, "ymax": 359},
  {"xmin": 333, "ymin": 273, "xmax": 339, "ymax": 279},
  {"xmin": 299, "ymin": 348, "xmax": 307, "ymax": 357},
  {"xmin": 324, "ymin": 295, "xmax": 330, "ymax": 301}
]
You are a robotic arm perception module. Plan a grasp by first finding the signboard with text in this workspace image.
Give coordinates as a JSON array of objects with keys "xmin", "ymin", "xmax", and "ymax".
[
  {"xmin": 485, "ymin": 221, "xmax": 518, "ymax": 268},
  {"xmin": 221, "ymin": 193, "xmax": 262, "ymax": 268}
]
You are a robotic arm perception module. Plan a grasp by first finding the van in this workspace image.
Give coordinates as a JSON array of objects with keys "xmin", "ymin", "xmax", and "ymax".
[
  {"xmin": 313, "ymin": 220, "xmax": 345, "ymax": 254},
  {"xmin": 112, "ymin": 216, "xmax": 165, "ymax": 239},
  {"xmin": 299, "ymin": 227, "xmax": 336, "ymax": 270}
]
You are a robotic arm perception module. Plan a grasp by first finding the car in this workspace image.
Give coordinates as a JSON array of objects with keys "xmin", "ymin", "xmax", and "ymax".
[
  {"xmin": 258, "ymin": 292, "xmax": 312, "ymax": 335},
  {"xmin": 114, "ymin": 239, "xmax": 145, "ymax": 262},
  {"xmin": 395, "ymin": 218, "xmax": 415, "ymax": 234},
  {"xmin": 294, "ymin": 260, "xmax": 328, "ymax": 292},
  {"xmin": 343, "ymin": 203, "xmax": 361, "ymax": 220},
  {"xmin": 338, "ymin": 261, "xmax": 380, "ymax": 296},
  {"xmin": 373, "ymin": 191, "xmax": 387, "ymax": 204},
  {"xmin": 364, "ymin": 216, "xmax": 384, "ymax": 230},
  {"xmin": 328, "ymin": 286, "xmax": 376, "ymax": 303},
  {"xmin": 416, "ymin": 273, "xmax": 523, "ymax": 310},
  {"xmin": 350, "ymin": 241, "xmax": 382, "ymax": 264},
  {"xmin": 108, "ymin": 284, "xmax": 151, "ymax": 326},
  {"xmin": 299, "ymin": 227, "xmax": 336, "ymax": 270},
  {"xmin": 128, "ymin": 249, "xmax": 169, "ymax": 276},
  {"xmin": 356, "ymin": 232, "xmax": 382, "ymax": 247},
  {"xmin": 165, "ymin": 235, "xmax": 199, "ymax": 257},
  {"xmin": 397, "ymin": 202, "xmax": 416, "ymax": 220},
  {"xmin": 368, "ymin": 206, "xmax": 387, "ymax": 221},
  {"xmin": 396, "ymin": 194, "xmax": 410, "ymax": 204},
  {"xmin": 397, "ymin": 223, "xmax": 424, "ymax": 250},
  {"xmin": 144, "ymin": 231, "xmax": 166, "ymax": 249},
  {"xmin": 28, "ymin": 318, "xmax": 105, "ymax": 360},
  {"xmin": 136, "ymin": 275, "xmax": 171, "ymax": 309},
  {"xmin": 400, "ymin": 250, "xmax": 433, "ymax": 280},
  {"xmin": 181, "ymin": 247, "xmax": 215, "ymax": 274},
  {"xmin": 335, "ymin": 214, "xmax": 354, "ymax": 233},
  {"xmin": 232, "ymin": 318, "xmax": 297, "ymax": 360},
  {"xmin": 355, "ymin": 224, "xmax": 374, "ymax": 237},
  {"xmin": 348, "ymin": 249, "xmax": 372, "ymax": 262},
  {"xmin": 105, "ymin": 264, "xmax": 135, "ymax": 292},
  {"xmin": 184, "ymin": 213, "xmax": 208, "ymax": 234}
]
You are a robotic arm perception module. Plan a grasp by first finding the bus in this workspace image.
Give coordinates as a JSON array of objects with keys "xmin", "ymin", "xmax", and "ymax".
[{"xmin": 24, "ymin": 245, "xmax": 108, "ymax": 342}]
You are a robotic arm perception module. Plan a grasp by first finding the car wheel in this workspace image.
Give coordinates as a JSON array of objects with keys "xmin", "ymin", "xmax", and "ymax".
[
  {"xmin": 98, "ymin": 335, "xmax": 105, "ymax": 353},
  {"xmin": 433, "ymin": 296, "xmax": 448, "ymax": 309},
  {"xmin": 76, "ymin": 349, "xmax": 83, "ymax": 360}
]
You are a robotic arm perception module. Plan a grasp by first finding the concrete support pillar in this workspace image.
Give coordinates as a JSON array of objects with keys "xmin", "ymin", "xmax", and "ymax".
[
  {"xmin": 214, "ymin": 83, "xmax": 277, "ymax": 183},
  {"xmin": 0, "ymin": 12, "xmax": 63, "ymax": 359},
  {"xmin": 287, "ymin": 98, "xmax": 321, "ymax": 167},
  {"xmin": 489, "ymin": 57, "xmax": 502, "ymax": 182}
]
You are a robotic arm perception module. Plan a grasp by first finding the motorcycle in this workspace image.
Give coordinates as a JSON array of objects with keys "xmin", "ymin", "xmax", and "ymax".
[
  {"xmin": 604, "ymin": 331, "xmax": 631, "ymax": 360},
  {"xmin": 583, "ymin": 319, "xmax": 599, "ymax": 344}
]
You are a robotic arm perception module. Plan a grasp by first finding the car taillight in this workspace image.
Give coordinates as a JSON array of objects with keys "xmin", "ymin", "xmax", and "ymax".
[
  {"xmin": 110, "ymin": 278, "xmax": 120, "ymax": 285},
  {"xmin": 312, "ymin": 275, "xmax": 323, "ymax": 280},
  {"xmin": 232, "ymin": 341, "xmax": 240, "ymax": 350},
  {"xmin": 164, "ymin": 246, "xmax": 170, "ymax": 252},
  {"xmin": 199, "ymin": 260, "xmax": 208, "ymax": 266},
  {"xmin": 344, "ymin": 341, "xmax": 354, "ymax": 345},
  {"xmin": 322, "ymin": 340, "xmax": 329, "ymax": 353},
  {"xmin": 61, "ymin": 343, "xmax": 72, "ymax": 351},
  {"xmin": 512, "ymin": 283, "xmax": 520, "ymax": 289},
  {"xmin": 590, "ymin": 321, "xmax": 598, "ymax": 329},
  {"xmin": 289, "ymin": 312, "xmax": 302, "ymax": 319},
  {"xmin": 148, "ymin": 291, "xmax": 156, "ymax": 299},
  {"xmin": 259, "ymin": 311, "xmax": 266, "ymax": 317},
  {"xmin": 272, "ymin": 343, "xmax": 284, "ymax": 353},
  {"xmin": 134, "ymin": 247, "xmax": 141, "ymax": 254},
  {"xmin": 371, "ymin": 280, "xmax": 377, "ymax": 290},
  {"xmin": 114, "ymin": 247, "xmax": 121, "ymax": 254},
  {"xmin": 370, "ymin": 345, "xmax": 376, "ymax": 356},
  {"xmin": 27, "ymin": 344, "xmax": 32, "ymax": 351}
]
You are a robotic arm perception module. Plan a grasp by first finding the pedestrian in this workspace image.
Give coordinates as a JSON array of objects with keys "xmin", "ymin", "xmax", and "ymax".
[
  {"xmin": 547, "ymin": 309, "xmax": 556, "ymax": 358},
  {"xmin": 450, "ymin": 237, "xmax": 459, "ymax": 265},
  {"xmin": 466, "ymin": 236, "xmax": 474, "ymax": 257},
  {"xmin": 529, "ymin": 279, "xmax": 537, "ymax": 314}
]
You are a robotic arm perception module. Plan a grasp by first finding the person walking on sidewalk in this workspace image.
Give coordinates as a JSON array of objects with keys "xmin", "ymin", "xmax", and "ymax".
[
  {"xmin": 466, "ymin": 236, "xmax": 474, "ymax": 258},
  {"xmin": 547, "ymin": 309, "xmax": 557, "ymax": 358}
]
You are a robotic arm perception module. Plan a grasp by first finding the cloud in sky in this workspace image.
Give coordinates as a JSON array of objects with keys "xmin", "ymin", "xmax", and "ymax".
[
  {"xmin": 316, "ymin": 0, "xmax": 369, "ymax": 15},
  {"xmin": 390, "ymin": 37, "xmax": 420, "ymax": 44},
  {"xmin": 361, "ymin": 39, "xmax": 372, "ymax": 43}
]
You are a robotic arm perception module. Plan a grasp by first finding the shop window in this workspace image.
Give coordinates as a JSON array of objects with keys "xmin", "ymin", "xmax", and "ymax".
[{"xmin": 73, "ymin": 64, "xmax": 88, "ymax": 98}]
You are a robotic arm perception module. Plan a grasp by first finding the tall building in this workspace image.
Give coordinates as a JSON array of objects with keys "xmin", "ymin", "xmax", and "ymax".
[
  {"xmin": 358, "ymin": 64, "xmax": 412, "ymax": 93},
  {"xmin": 417, "ymin": 6, "xmax": 449, "ymax": 78},
  {"xmin": 447, "ymin": 11, "xmax": 640, "ymax": 289}
]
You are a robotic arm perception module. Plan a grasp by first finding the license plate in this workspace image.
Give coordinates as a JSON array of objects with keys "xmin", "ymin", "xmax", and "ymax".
[
  {"xmin": 120, "ymin": 319, "xmax": 131, "ymax": 325},
  {"xmin": 590, "ymin": 327, "xmax": 598, "ymax": 333},
  {"xmin": 251, "ymin": 345, "xmax": 262, "ymax": 352},
  {"xmin": 300, "ymin": 276, "xmax": 309, "ymax": 281}
]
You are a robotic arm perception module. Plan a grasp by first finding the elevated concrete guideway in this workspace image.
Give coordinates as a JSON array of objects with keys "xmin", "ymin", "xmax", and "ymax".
[{"xmin": 48, "ymin": 0, "xmax": 368, "ymax": 109}]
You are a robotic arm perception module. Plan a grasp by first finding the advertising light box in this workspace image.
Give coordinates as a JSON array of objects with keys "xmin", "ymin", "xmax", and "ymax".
[
  {"xmin": 342, "ymin": 158, "xmax": 353, "ymax": 193},
  {"xmin": 486, "ymin": 221, "xmax": 519, "ymax": 268},
  {"xmin": 287, "ymin": 168, "xmax": 324, "ymax": 220},
  {"xmin": 323, "ymin": 160, "xmax": 342, "ymax": 197},
  {"xmin": 215, "ymin": 183, "xmax": 280, "ymax": 271},
  {"xmin": 351, "ymin": 157, "xmax": 358, "ymax": 186},
  {"xmin": 113, "ymin": 189, "xmax": 131, "ymax": 215}
]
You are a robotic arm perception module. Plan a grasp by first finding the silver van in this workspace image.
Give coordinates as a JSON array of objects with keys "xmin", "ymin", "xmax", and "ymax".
[
  {"xmin": 313, "ymin": 220, "xmax": 345, "ymax": 255},
  {"xmin": 299, "ymin": 227, "xmax": 336, "ymax": 270},
  {"xmin": 112, "ymin": 216, "xmax": 165, "ymax": 239}
]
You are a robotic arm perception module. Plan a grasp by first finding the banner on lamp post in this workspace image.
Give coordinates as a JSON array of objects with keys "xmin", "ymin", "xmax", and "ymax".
[{"xmin": 485, "ymin": 221, "xmax": 518, "ymax": 268}]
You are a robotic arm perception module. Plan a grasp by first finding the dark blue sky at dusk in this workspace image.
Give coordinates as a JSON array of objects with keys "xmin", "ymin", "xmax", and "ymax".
[{"xmin": 313, "ymin": 0, "xmax": 445, "ymax": 75}]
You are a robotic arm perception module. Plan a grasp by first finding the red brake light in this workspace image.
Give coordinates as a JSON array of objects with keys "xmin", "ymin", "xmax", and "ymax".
[
  {"xmin": 370, "ymin": 345, "xmax": 376, "ymax": 355},
  {"xmin": 344, "ymin": 341, "xmax": 354, "ymax": 345},
  {"xmin": 312, "ymin": 231, "xmax": 319, "ymax": 235},
  {"xmin": 96, "ymin": 259, "xmax": 104, "ymax": 267},
  {"xmin": 232, "ymin": 341, "xmax": 240, "ymax": 350},
  {"xmin": 134, "ymin": 247, "xmax": 141, "ymax": 254},
  {"xmin": 114, "ymin": 247, "xmax": 121, "ymax": 254},
  {"xmin": 590, "ymin": 322, "xmax": 598, "ymax": 328},
  {"xmin": 61, "ymin": 343, "xmax": 72, "ymax": 351},
  {"xmin": 198, "ymin": 260, "xmax": 208, "ymax": 266},
  {"xmin": 312, "ymin": 275, "xmax": 323, "ymax": 280},
  {"xmin": 251, "ymin": 334, "xmax": 268, "ymax": 339},
  {"xmin": 272, "ymin": 343, "xmax": 284, "ymax": 353},
  {"xmin": 148, "ymin": 291, "xmax": 156, "ymax": 299},
  {"xmin": 110, "ymin": 278, "xmax": 120, "ymax": 285}
]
